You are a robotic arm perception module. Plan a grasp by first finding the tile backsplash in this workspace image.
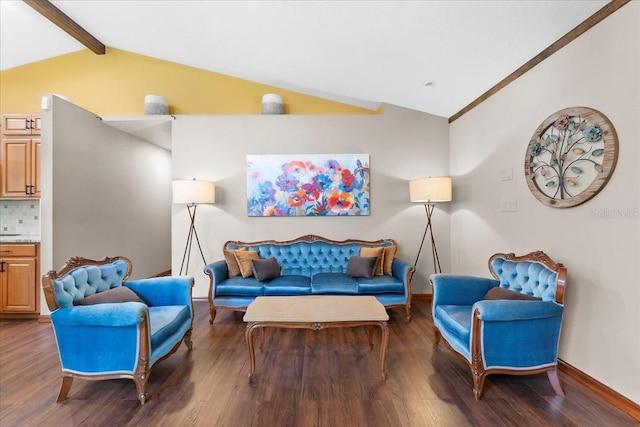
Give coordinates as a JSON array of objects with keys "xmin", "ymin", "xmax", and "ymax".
[{"xmin": 0, "ymin": 200, "xmax": 41, "ymax": 235}]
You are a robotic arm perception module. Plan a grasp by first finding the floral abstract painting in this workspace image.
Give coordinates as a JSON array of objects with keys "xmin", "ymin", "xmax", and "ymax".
[{"xmin": 247, "ymin": 154, "xmax": 370, "ymax": 216}]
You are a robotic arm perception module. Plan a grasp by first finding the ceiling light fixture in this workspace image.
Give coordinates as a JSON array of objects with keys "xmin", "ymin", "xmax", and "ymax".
[{"xmin": 423, "ymin": 80, "xmax": 435, "ymax": 87}]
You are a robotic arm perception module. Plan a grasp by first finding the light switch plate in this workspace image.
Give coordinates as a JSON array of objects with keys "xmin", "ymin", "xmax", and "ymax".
[
  {"xmin": 499, "ymin": 168, "xmax": 513, "ymax": 181},
  {"xmin": 499, "ymin": 198, "xmax": 517, "ymax": 212},
  {"xmin": 41, "ymin": 95, "xmax": 51, "ymax": 111}
]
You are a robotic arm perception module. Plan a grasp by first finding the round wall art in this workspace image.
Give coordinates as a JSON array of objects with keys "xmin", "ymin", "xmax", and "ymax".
[{"xmin": 524, "ymin": 106, "xmax": 618, "ymax": 208}]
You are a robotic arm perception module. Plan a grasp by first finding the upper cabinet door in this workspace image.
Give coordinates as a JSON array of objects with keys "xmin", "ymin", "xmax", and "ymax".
[
  {"xmin": 2, "ymin": 114, "xmax": 41, "ymax": 136},
  {"xmin": 1, "ymin": 138, "xmax": 31, "ymax": 197},
  {"xmin": 1, "ymin": 114, "xmax": 41, "ymax": 198}
]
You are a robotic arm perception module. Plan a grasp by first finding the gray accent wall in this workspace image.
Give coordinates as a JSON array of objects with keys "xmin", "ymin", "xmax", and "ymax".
[
  {"xmin": 40, "ymin": 95, "xmax": 172, "ymax": 314},
  {"xmin": 449, "ymin": 2, "xmax": 639, "ymax": 404},
  {"xmin": 172, "ymin": 104, "xmax": 450, "ymax": 298}
]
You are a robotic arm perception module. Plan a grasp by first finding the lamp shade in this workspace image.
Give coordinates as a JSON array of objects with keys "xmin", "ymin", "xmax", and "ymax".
[
  {"xmin": 409, "ymin": 177, "xmax": 452, "ymax": 203},
  {"xmin": 173, "ymin": 180, "xmax": 216, "ymax": 204}
]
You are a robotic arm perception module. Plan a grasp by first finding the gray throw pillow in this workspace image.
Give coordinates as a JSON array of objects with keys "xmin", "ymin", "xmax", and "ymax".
[
  {"xmin": 483, "ymin": 287, "xmax": 540, "ymax": 301},
  {"xmin": 346, "ymin": 256, "xmax": 377, "ymax": 278},
  {"xmin": 251, "ymin": 257, "xmax": 281, "ymax": 281},
  {"xmin": 74, "ymin": 286, "xmax": 146, "ymax": 306}
]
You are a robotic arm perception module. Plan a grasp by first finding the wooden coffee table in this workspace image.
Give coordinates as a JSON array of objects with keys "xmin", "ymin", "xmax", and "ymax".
[{"xmin": 243, "ymin": 295, "xmax": 390, "ymax": 382}]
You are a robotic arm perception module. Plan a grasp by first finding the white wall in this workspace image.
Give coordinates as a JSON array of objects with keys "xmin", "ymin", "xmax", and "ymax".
[
  {"xmin": 172, "ymin": 104, "xmax": 450, "ymax": 298},
  {"xmin": 449, "ymin": 3, "xmax": 639, "ymax": 403},
  {"xmin": 40, "ymin": 95, "xmax": 172, "ymax": 313}
]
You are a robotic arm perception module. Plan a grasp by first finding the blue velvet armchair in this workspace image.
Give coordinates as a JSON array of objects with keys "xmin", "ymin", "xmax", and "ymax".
[
  {"xmin": 430, "ymin": 251, "xmax": 567, "ymax": 399},
  {"xmin": 42, "ymin": 256, "xmax": 194, "ymax": 405}
]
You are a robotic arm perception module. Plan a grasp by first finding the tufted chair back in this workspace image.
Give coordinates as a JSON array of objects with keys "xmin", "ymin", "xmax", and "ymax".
[
  {"xmin": 489, "ymin": 251, "xmax": 566, "ymax": 305},
  {"xmin": 43, "ymin": 256, "xmax": 132, "ymax": 310},
  {"xmin": 225, "ymin": 234, "xmax": 396, "ymax": 277}
]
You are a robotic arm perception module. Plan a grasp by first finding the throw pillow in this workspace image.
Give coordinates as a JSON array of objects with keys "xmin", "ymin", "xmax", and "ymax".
[
  {"xmin": 74, "ymin": 286, "xmax": 145, "ymax": 306},
  {"xmin": 234, "ymin": 250, "xmax": 261, "ymax": 278},
  {"xmin": 224, "ymin": 247, "xmax": 246, "ymax": 278},
  {"xmin": 483, "ymin": 287, "xmax": 540, "ymax": 301},
  {"xmin": 382, "ymin": 245, "xmax": 397, "ymax": 275},
  {"xmin": 346, "ymin": 256, "xmax": 377, "ymax": 278},
  {"xmin": 251, "ymin": 257, "xmax": 281, "ymax": 281},
  {"xmin": 360, "ymin": 247, "xmax": 384, "ymax": 276}
]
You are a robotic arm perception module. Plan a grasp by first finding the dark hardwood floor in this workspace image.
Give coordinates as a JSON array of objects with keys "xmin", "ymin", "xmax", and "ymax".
[{"xmin": 1, "ymin": 299, "xmax": 637, "ymax": 427}]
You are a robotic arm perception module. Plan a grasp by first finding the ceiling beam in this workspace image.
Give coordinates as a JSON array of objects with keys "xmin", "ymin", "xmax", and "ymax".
[
  {"xmin": 23, "ymin": 0, "xmax": 105, "ymax": 55},
  {"xmin": 449, "ymin": 0, "xmax": 630, "ymax": 123}
]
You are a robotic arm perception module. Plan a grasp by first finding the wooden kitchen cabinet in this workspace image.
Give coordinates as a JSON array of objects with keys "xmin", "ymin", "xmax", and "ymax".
[
  {"xmin": 1, "ymin": 113, "xmax": 41, "ymax": 198},
  {"xmin": 1, "ymin": 138, "xmax": 40, "ymax": 197},
  {"xmin": 1, "ymin": 114, "xmax": 41, "ymax": 135},
  {"xmin": 0, "ymin": 243, "xmax": 39, "ymax": 318}
]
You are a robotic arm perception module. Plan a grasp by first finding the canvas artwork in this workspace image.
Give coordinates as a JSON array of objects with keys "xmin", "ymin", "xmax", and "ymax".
[{"xmin": 246, "ymin": 154, "xmax": 370, "ymax": 217}]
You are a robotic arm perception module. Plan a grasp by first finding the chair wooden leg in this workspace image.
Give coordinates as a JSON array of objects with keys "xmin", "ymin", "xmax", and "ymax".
[
  {"xmin": 134, "ymin": 382, "xmax": 148, "ymax": 405},
  {"xmin": 183, "ymin": 328, "xmax": 193, "ymax": 350},
  {"xmin": 405, "ymin": 305, "xmax": 412, "ymax": 323},
  {"xmin": 433, "ymin": 326, "xmax": 441, "ymax": 346},
  {"xmin": 471, "ymin": 353, "xmax": 486, "ymax": 400},
  {"xmin": 56, "ymin": 375, "xmax": 73, "ymax": 403},
  {"xmin": 472, "ymin": 373, "xmax": 486, "ymax": 400},
  {"xmin": 209, "ymin": 306, "xmax": 217, "ymax": 325},
  {"xmin": 133, "ymin": 356, "xmax": 150, "ymax": 405},
  {"xmin": 133, "ymin": 376, "xmax": 149, "ymax": 405},
  {"xmin": 547, "ymin": 369, "xmax": 565, "ymax": 396}
]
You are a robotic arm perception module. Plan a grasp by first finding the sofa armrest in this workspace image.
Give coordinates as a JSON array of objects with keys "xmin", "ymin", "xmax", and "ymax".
[
  {"xmin": 51, "ymin": 302, "xmax": 147, "ymax": 327},
  {"xmin": 50, "ymin": 302, "xmax": 148, "ymax": 374},
  {"xmin": 473, "ymin": 300, "xmax": 563, "ymax": 321},
  {"xmin": 125, "ymin": 276, "xmax": 194, "ymax": 307},
  {"xmin": 431, "ymin": 275, "xmax": 499, "ymax": 306},
  {"xmin": 391, "ymin": 258, "xmax": 412, "ymax": 280},
  {"xmin": 204, "ymin": 260, "xmax": 229, "ymax": 291},
  {"xmin": 391, "ymin": 259, "xmax": 413, "ymax": 295}
]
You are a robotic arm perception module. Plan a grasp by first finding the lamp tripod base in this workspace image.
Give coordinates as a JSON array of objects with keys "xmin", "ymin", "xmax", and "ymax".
[
  {"xmin": 413, "ymin": 203, "xmax": 442, "ymax": 277},
  {"xmin": 179, "ymin": 204, "xmax": 207, "ymax": 276}
]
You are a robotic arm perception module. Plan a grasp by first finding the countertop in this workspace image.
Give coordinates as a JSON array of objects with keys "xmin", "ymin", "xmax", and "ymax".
[{"xmin": 0, "ymin": 235, "xmax": 41, "ymax": 243}]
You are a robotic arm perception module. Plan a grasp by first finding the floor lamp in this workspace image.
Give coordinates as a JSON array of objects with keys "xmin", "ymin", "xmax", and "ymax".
[
  {"xmin": 409, "ymin": 177, "xmax": 452, "ymax": 275},
  {"xmin": 173, "ymin": 179, "xmax": 216, "ymax": 276}
]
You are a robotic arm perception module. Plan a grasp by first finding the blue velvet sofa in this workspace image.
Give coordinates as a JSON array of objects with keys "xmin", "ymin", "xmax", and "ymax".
[
  {"xmin": 430, "ymin": 251, "xmax": 567, "ymax": 399},
  {"xmin": 204, "ymin": 235, "xmax": 414, "ymax": 323},
  {"xmin": 42, "ymin": 256, "xmax": 194, "ymax": 405}
]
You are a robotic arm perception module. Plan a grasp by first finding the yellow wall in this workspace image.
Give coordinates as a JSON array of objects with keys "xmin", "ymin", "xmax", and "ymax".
[{"xmin": 0, "ymin": 48, "xmax": 379, "ymax": 116}]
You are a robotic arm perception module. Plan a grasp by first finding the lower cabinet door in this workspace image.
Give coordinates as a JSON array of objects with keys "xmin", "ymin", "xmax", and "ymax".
[{"xmin": 1, "ymin": 258, "xmax": 37, "ymax": 312}]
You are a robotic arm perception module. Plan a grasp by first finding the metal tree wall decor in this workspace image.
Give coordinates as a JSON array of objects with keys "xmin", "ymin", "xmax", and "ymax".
[{"xmin": 525, "ymin": 107, "xmax": 618, "ymax": 208}]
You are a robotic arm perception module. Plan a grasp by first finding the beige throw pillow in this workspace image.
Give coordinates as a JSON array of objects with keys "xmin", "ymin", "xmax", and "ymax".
[
  {"xmin": 360, "ymin": 247, "xmax": 384, "ymax": 276},
  {"xmin": 382, "ymin": 245, "xmax": 397, "ymax": 276},
  {"xmin": 234, "ymin": 250, "xmax": 260, "ymax": 278},
  {"xmin": 224, "ymin": 248, "xmax": 246, "ymax": 278}
]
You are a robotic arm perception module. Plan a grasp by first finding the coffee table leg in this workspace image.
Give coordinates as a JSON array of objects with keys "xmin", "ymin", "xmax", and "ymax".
[
  {"xmin": 259, "ymin": 327, "xmax": 265, "ymax": 352},
  {"xmin": 378, "ymin": 321, "xmax": 389, "ymax": 381},
  {"xmin": 367, "ymin": 325, "xmax": 374, "ymax": 348},
  {"xmin": 245, "ymin": 323, "xmax": 258, "ymax": 382}
]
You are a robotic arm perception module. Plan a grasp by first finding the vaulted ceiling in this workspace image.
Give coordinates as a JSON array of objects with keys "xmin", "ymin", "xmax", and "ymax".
[{"xmin": 1, "ymin": 1, "xmax": 612, "ymax": 118}]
